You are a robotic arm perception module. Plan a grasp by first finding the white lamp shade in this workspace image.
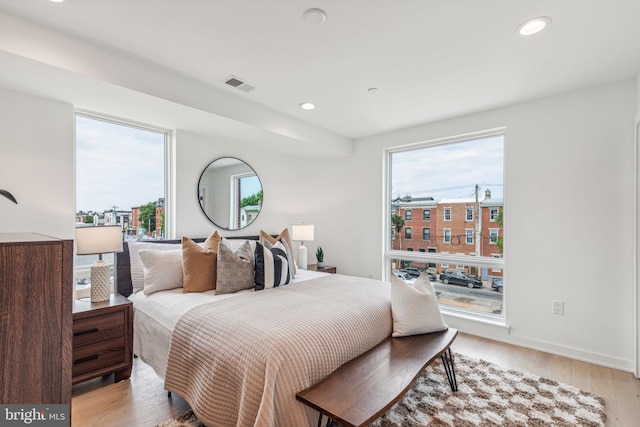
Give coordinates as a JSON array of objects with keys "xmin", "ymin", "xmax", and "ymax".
[
  {"xmin": 291, "ymin": 224, "xmax": 314, "ymax": 242},
  {"xmin": 76, "ymin": 225, "xmax": 124, "ymax": 255}
]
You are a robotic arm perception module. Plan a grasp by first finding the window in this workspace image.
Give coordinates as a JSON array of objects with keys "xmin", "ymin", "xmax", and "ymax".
[
  {"xmin": 489, "ymin": 228, "xmax": 499, "ymax": 245},
  {"xmin": 443, "ymin": 228, "xmax": 451, "ymax": 243},
  {"xmin": 75, "ymin": 114, "xmax": 168, "ymax": 295},
  {"xmin": 466, "ymin": 206, "xmax": 473, "ymax": 221},
  {"xmin": 419, "ymin": 248, "xmax": 426, "ymax": 252},
  {"xmin": 465, "ymin": 229, "xmax": 473, "ymax": 245},
  {"xmin": 405, "ymin": 210, "xmax": 412, "ymax": 220},
  {"xmin": 405, "ymin": 227, "xmax": 412, "ymax": 239},
  {"xmin": 407, "ymin": 247, "xmax": 414, "ymax": 251},
  {"xmin": 387, "ymin": 130, "xmax": 505, "ymax": 317}
]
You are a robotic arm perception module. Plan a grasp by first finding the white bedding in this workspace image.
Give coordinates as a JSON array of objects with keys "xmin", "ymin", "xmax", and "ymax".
[{"xmin": 128, "ymin": 269, "xmax": 328, "ymax": 379}]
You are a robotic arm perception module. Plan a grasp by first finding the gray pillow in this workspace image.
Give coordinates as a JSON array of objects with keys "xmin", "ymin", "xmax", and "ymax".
[{"xmin": 215, "ymin": 240, "xmax": 254, "ymax": 295}]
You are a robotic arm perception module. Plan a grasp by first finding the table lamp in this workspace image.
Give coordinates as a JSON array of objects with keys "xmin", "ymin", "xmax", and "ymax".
[
  {"xmin": 76, "ymin": 225, "xmax": 123, "ymax": 302},
  {"xmin": 291, "ymin": 224, "xmax": 314, "ymax": 270}
]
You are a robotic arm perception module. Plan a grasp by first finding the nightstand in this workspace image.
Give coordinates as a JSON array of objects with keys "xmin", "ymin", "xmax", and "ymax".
[
  {"xmin": 307, "ymin": 264, "xmax": 337, "ymax": 274},
  {"xmin": 72, "ymin": 294, "xmax": 133, "ymax": 385}
]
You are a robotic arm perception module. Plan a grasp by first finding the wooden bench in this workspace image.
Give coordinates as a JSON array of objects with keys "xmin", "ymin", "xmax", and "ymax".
[{"xmin": 296, "ymin": 328, "xmax": 458, "ymax": 427}]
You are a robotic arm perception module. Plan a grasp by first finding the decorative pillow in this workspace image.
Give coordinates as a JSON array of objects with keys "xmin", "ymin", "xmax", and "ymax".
[
  {"xmin": 129, "ymin": 241, "xmax": 182, "ymax": 293},
  {"xmin": 254, "ymin": 241, "xmax": 291, "ymax": 291},
  {"xmin": 182, "ymin": 231, "xmax": 221, "ymax": 293},
  {"xmin": 139, "ymin": 249, "xmax": 183, "ymax": 295},
  {"xmin": 260, "ymin": 229, "xmax": 296, "ymax": 278},
  {"xmin": 391, "ymin": 272, "xmax": 447, "ymax": 337},
  {"xmin": 216, "ymin": 240, "xmax": 254, "ymax": 295}
]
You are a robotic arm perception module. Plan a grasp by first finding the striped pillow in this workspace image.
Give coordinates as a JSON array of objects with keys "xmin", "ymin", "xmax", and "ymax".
[{"xmin": 254, "ymin": 241, "xmax": 291, "ymax": 291}]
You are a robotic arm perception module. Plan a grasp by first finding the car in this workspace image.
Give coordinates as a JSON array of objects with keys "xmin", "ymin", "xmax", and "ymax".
[
  {"xmin": 394, "ymin": 271, "xmax": 412, "ymax": 281},
  {"xmin": 439, "ymin": 269, "xmax": 483, "ymax": 288},
  {"xmin": 491, "ymin": 278, "xmax": 503, "ymax": 293},
  {"xmin": 400, "ymin": 267, "xmax": 437, "ymax": 282}
]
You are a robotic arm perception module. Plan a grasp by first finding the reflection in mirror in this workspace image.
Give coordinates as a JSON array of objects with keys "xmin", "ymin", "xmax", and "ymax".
[{"xmin": 197, "ymin": 157, "xmax": 263, "ymax": 230}]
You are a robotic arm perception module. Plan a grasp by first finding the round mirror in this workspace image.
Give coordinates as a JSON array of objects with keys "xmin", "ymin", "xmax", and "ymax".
[{"xmin": 197, "ymin": 157, "xmax": 263, "ymax": 230}]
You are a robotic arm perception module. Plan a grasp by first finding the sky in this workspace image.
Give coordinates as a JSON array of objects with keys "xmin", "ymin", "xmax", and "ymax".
[
  {"xmin": 76, "ymin": 115, "xmax": 165, "ymax": 212},
  {"xmin": 391, "ymin": 135, "xmax": 504, "ymax": 202}
]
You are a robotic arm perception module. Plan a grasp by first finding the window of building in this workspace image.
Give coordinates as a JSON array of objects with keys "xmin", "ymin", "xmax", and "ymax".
[
  {"xmin": 407, "ymin": 247, "xmax": 413, "ymax": 251},
  {"xmin": 75, "ymin": 113, "xmax": 168, "ymax": 295},
  {"xmin": 419, "ymin": 248, "xmax": 426, "ymax": 252},
  {"xmin": 405, "ymin": 227, "xmax": 412, "ymax": 239},
  {"xmin": 489, "ymin": 228, "xmax": 499, "ymax": 244},
  {"xmin": 465, "ymin": 229, "xmax": 473, "ymax": 245},
  {"xmin": 405, "ymin": 210, "xmax": 412, "ymax": 220},
  {"xmin": 386, "ymin": 130, "xmax": 505, "ymax": 319},
  {"xmin": 465, "ymin": 206, "xmax": 473, "ymax": 221}
]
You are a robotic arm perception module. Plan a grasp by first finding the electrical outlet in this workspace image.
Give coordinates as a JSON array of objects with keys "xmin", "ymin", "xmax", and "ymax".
[{"xmin": 552, "ymin": 300, "xmax": 564, "ymax": 315}]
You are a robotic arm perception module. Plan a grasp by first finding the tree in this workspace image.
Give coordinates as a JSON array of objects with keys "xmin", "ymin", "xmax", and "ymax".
[
  {"xmin": 85, "ymin": 214, "xmax": 94, "ymax": 224},
  {"xmin": 495, "ymin": 210, "xmax": 504, "ymax": 254},
  {"xmin": 391, "ymin": 213, "xmax": 405, "ymax": 250},
  {"xmin": 241, "ymin": 190, "xmax": 263, "ymax": 207},
  {"xmin": 138, "ymin": 201, "xmax": 157, "ymax": 234}
]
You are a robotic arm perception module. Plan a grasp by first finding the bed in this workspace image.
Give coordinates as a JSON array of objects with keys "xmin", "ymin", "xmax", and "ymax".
[{"xmin": 115, "ymin": 235, "xmax": 393, "ymax": 427}]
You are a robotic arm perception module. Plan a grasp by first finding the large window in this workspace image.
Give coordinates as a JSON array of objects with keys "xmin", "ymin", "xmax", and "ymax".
[
  {"xmin": 75, "ymin": 114, "xmax": 168, "ymax": 295},
  {"xmin": 387, "ymin": 130, "xmax": 505, "ymax": 318}
]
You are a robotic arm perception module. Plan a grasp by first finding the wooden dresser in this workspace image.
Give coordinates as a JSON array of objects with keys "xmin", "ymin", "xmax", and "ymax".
[{"xmin": 0, "ymin": 233, "xmax": 73, "ymax": 404}]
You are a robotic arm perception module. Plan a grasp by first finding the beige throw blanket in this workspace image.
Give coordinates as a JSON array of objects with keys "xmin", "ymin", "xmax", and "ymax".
[{"xmin": 164, "ymin": 274, "xmax": 392, "ymax": 427}]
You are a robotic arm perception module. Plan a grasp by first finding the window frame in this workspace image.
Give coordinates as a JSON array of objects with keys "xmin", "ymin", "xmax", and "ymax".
[
  {"xmin": 443, "ymin": 207, "xmax": 452, "ymax": 221},
  {"xmin": 423, "ymin": 209, "xmax": 431, "ymax": 221},
  {"xmin": 404, "ymin": 227, "xmax": 412, "ymax": 239},
  {"xmin": 465, "ymin": 206, "xmax": 473, "ymax": 222},
  {"xmin": 405, "ymin": 209, "xmax": 412, "ymax": 220},
  {"xmin": 423, "ymin": 227, "xmax": 431, "ymax": 241},
  {"xmin": 383, "ymin": 127, "xmax": 506, "ymax": 323}
]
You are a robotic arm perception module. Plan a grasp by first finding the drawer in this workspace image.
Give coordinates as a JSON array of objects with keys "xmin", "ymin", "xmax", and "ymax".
[
  {"xmin": 73, "ymin": 310, "xmax": 124, "ymax": 348},
  {"xmin": 72, "ymin": 337, "xmax": 125, "ymax": 377}
]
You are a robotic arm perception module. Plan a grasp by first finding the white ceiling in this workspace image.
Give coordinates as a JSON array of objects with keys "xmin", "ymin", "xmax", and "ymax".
[{"xmin": 0, "ymin": 0, "xmax": 639, "ymax": 154}]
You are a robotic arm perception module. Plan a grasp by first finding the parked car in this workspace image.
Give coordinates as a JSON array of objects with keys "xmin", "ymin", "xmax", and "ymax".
[
  {"xmin": 439, "ymin": 269, "xmax": 483, "ymax": 288},
  {"xmin": 394, "ymin": 271, "xmax": 412, "ymax": 281},
  {"xmin": 491, "ymin": 278, "xmax": 503, "ymax": 293},
  {"xmin": 399, "ymin": 267, "xmax": 436, "ymax": 282}
]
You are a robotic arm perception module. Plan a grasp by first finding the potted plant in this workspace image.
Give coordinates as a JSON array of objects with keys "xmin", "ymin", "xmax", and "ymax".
[{"xmin": 316, "ymin": 246, "xmax": 325, "ymax": 268}]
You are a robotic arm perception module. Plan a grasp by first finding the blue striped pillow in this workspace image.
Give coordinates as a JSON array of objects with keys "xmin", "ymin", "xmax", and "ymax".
[{"xmin": 254, "ymin": 241, "xmax": 291, "ymax": 291}]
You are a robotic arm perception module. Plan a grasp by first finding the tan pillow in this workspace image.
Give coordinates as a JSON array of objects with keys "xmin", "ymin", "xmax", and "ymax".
[
  {"xmin": 260, "ymin": 228, "xmax": 296, "ymax": 276},
  {"xmin": 182, "ymin": 231, "xmax": 221, "ymax": 293}
]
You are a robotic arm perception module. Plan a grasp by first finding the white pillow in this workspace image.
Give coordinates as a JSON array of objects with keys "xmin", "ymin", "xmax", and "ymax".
[
  {"xmin": 129, "ymin": 242, "xmax": 182, "ymax": 293},
  {"xmin": 139, "ymin": 249, "xmax": 183, "ymax": 295},
  {"xmin": 391, "ymin": 272, "xmax": 447, "ymax": 337},
  {"xmin": 222, "ymin": 237, "xmax": 256, "ymax": 255}
]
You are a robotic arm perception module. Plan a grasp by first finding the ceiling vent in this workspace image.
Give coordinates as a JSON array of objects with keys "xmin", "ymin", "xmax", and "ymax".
[{"xmin": 222, "ymin": 75, "xmax": 257, "ymax": 93}]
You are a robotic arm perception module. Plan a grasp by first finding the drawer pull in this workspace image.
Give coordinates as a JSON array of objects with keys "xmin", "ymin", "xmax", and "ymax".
[
  {"xmin": 74, "ymin": 328, "xmax": 98, "ymax": 336},
  {"xmin": 74, "ymin": 355, "xmax": 99, "ymax": 365}
]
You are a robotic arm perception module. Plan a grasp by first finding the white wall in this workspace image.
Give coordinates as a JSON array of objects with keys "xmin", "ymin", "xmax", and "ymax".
[
  {"xmin": 349, "ymin": 80, "xmax": 637, "ymax": 371},
  {"xmin": 0, "ymin": 87, "xmax": 74, "ymax": 239}
]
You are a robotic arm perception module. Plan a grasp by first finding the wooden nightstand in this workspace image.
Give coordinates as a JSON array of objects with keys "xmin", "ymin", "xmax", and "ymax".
[
  {"xmin": 307, "ymin": 264, "xmax": 337, "ymax": 274},
  {"xmin": 72, "ymin": 294, "xmax": 133, "ymax": 385}
]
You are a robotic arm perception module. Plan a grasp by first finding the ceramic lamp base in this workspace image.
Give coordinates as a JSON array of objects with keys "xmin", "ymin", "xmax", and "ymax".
[
  {"xmin": 297, "ymin": 244, "xmax": 308, "ymax": 270},
  {"xmin": 90, "ymin": 260, "xmax": 111, "ymax": 302}
]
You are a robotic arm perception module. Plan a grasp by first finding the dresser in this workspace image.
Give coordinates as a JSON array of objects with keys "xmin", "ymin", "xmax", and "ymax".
[
  {"xmin": 72, "ymin": 294, "xmax": 133, "ymax": 385},
  {"xmin": 0, "ymin": 233, "xmax": 73, "ymax": 404}
]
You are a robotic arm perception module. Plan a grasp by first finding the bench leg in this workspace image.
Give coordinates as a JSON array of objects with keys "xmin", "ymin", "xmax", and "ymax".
[
  {"xmin": 317, "ymin": 413, "xmax": 337, "ymax": 427},
  {"xmin": 441, "ymin": 347, "xmax": 458, "ymax": 392}
]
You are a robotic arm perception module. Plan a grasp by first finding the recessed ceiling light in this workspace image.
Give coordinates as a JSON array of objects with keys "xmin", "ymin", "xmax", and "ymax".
[
  {"xmin": 49, "ymin": 0, "xmax": 64, "ymax": 3},
  {"xmin": 299, "ymin": 102, "xmax": 316, "ymax": 110},
  {"xmin": 518, "ymin": 16, "xmax": 551, "ymax": 36},
  {"xmin": 368, "ymin": 87, "xmax": 379, "ymax": 93},
  {"xmin": 303, "ymin": 8, "xmax": 327, "ymax": 25}
]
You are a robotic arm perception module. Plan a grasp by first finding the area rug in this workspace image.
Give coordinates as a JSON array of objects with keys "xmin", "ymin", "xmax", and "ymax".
[{"xmin": 156, "ymin": 353, "xmax": 606, "ymax": 427}]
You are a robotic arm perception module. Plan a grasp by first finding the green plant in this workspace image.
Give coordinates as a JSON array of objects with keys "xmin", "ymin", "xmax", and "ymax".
[{"xmin": 316, "ymin": 246, "xmax": 324, "ymax": 262}]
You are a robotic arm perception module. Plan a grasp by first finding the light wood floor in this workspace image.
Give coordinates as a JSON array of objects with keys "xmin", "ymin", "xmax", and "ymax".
[{"xmin": 71, "ymin": 332, "xmax": 640, "ymax": 426}]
